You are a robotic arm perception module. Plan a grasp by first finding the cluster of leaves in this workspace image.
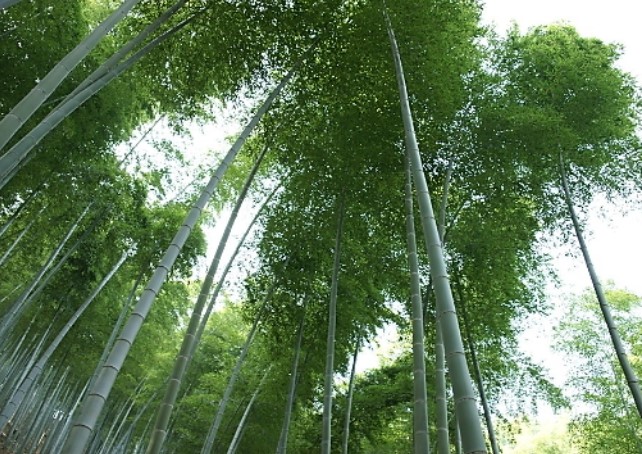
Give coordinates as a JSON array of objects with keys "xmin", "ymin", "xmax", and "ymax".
[{"xmin": 555, "ymin": 286, "xmax": 642, "ymax": 452}]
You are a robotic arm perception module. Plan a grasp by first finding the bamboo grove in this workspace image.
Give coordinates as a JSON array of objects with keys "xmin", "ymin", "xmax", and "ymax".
[{"xmin": 1, "ymin": 0, "xmax": 641, "ymax": 453}]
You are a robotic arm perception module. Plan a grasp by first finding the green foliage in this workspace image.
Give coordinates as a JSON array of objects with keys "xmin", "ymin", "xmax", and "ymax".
[
  {"xmin": 1, "ymin": 0, "xmax": 641, "ymax": 452},
  {"xmin": 501, "ymin": 416, "xmax": 579, "ymax": 454},
  {"xmin": 555, "ymin": 285, "xmax": 642, "ymax": 453}
]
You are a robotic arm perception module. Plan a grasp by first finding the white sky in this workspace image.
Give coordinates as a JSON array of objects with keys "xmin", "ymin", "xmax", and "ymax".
[{"xmin": 482, "ymin": 0, "xmax": 642, "ymax": 80}]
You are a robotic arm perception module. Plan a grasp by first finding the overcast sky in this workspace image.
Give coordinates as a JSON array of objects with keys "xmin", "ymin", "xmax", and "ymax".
[{"xmin": 482, "ymin": 0, "xmax": 641, "ymax": 81}]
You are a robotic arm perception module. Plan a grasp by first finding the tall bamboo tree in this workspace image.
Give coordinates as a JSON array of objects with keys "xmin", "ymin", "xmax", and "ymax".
[
  {"xmin": 62, "ymin": 64, "xmax": 299, "ymax": 453},
  {"xmin": 341, "ymin": 331, "xmax": 361, "ymax": 454},
  {"xmin": 200, "ymin": 305, "xmax": 265, "ymax": 453},
  {"xmin": 403, "ymin": 155, "xmax": 431, "ymax": 453},
  {"xmin": 384, "ymin": 5, "xmax": 486, "ymax": 452},
  {"xmin": 276, "ymin": 305, "xmax": 306, "ymax": 454},
  {"xmin": 560, "ymin": 155, "xmax": 642, "ymax": 418},
  {"xmin": 321, "ymin": 196, "xmax": 346, "ymax": 454},
  {"xmin": 0, "ymin": 0, "xmax": 143, "ymax": 152},
  {"xmin": 0, "ymin": 250, "xmax": 128, "ymax": 429},
  {"xmin": 0, "ymin": 13, "xmax": 198, "ymax": 189},
  {"xmin": 148, "ymin": 145, "xmax": 268, "ymax": 454},
  {"xmin": 435, "ymin": 162, "xmax": 453, "ymax": 454},
  {"xmin": 226, "ymin": 367, "xmax": 271, "ymax": 454}
]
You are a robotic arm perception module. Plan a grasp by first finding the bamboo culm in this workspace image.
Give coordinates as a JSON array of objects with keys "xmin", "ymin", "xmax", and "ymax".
[
  {"xmin": 100, "ymin": 377, "xmax": 147, "ymax": 454},
  {"xmin": 435, "ymin": 162, "xmax": 453, "ymax": 454},
  {"xmin": 63, "ymin": 62, "xmax": 299, "ymax": 454},
  {"xmin": 200, "ymin": 307, "xmax": 265, "ymax": 454},
  {"xmin": 227, "ymin": 368, "xmax": 271, "ymax": 454},
  {"xmin": 0, "ymin": 0, "xmax": 22, "ymax": 10},
  {"xmin": 341, "ymin": 332, "xmax": 360, "ymax": 454},
  {"xmin": 0, "ymin": 217, "xmax": 35, "ymax": 268},
  {"xmin": 63, "ymin": 0, "xmax": 188, "ymax": 103},
  {"xmin": 0, "ymin": 250, "xmax": 128, "ymax": 429},
  {"xmin": 0, "ymin": 14, "xmax": 197, "ymax": 190},
  {"xmin": 48, "ymin": 381, "xmax": 89, "ymax": 454},
  {"xmin": 148, "ymin": 146, "xmax": 268, "ymax": 454},
  {"xmin": 0, "ymin": 205, "xmax": 90, "ymax": 340},
  {"xmin": 403, "ymin": 155, "xmax": 431, "ymax": 453},
  {"xmin": 459, "ymin": 295, "xmax": 499, "ymax": 454},
  {"xmin": 193, "ymin": 183, "xmax": 280, "ymax": 355},
  {"xmin": 0, "ymin": 187, "xmax": 41, "ymax": 239},
  {"xmin": 560, "ymin": 154, "xmax": 642, "ymax": 419},
  {"xmin": 0, "ymin": 0, "xmax": 142, "ymax": 152},
  {"xmin": 0, "ymin": 204, "xmax": 107, "ymax": 342},
  {"xmin": 384, "ymin": 6, "xmax": 487, "ymax": 452},
  {"xmin": 88, "ymin": 270, "xmax": 144, "ymax": 391},
  {"xmin": 321, "ymin": 197, "xmax": 346, "ymax": 454},
  {"xmin": 276, "ymin": 305, "xmax": 307, "ymax": 454}
]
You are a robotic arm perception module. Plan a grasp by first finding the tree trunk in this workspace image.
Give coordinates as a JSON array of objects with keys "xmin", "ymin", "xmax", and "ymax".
[
  {"xmin": 403, "ymin": 155, "xmax": 431, "ymax": 453},
  {"xmin": 200, "ymin": 306, "xmax": 265, "ymax": 454},
  {"xmin": 226, "ymin": 368, "xmax": 271, "ymax": 454},
  {"xmin": 0, "ymin": 217, "xmax": 35, "ymax": 268},
  {"xmin": 100, "ymin": 377, "xmax": 147, "ymax": 454},
  {"xmin": 435, "ymin": 162, "xmax": 453, "ymax": 454},
  {"xmin": 276, "ymin": 306, "xmax": 307, "ymax": 454},
  {"xmin": 0, "ymin": 14, "xmax": 196, "ymax": 189},
  {"xmin": 384, "ymin": 7, "xmax": 487, "ymax": 453},
  {"xmin": 0, "ymin": 204, "xmax": 108, "ymax": 342},
  {"xmin": 149, "ymin": 146, "xmax": 268, "ymax": 454},
  {"xmin": 64, "ymin": 0, "xmax": 188, "ymax": 103},
  {"xmin": 0, "ymin": 0, "xmax": 22, "ymax": 10},
  {"xmin": 0, "ymin": 205, "xmax": 90, "ymax": 340},
  {"xmin": 193, "ymin": 184, "xmax": 278, "ymax": 353},
  {"xmin": 0, "ymin": 187, "xmax": 41, "ymax": 239},
  {"xmin": 458, "ymin": 293, "xmax": 500, "ymax": 454},
  {"xmin": 0, "ymin": 0, "xmax": 143, "ymax": 152},
  {"xmin": 321, "ymin": 197, "xmax": 346, "ymax": 454},
  {"xmin": 560, "ymin": 154, "xmax": 642, "ymax": 419},
  {"xmin": 341, "ymin": 332, "xmax": 360, "ymax": 454},
  {"xmin": 0, "ymin": 250, "xmax": 128, "ymax": 429},
  {"xmin": 62, "ymin": 63, "xmax": 299, "ymax": 453},
  {"xmin": 48, "ymin": 381, "xmax": 89, "ymax": 454},
  {"xmin": 88, "ymin": 269, "xmax": 144, "ymax": 391}
]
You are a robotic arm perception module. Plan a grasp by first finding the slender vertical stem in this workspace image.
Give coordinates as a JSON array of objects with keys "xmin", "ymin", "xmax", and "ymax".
[
  {"xmin": 341, "ymin": 332, "xmax": 361, "ymax": 454},
  {"xmin": 276, "ymin": 304, "xmax": 307, "ymax": 454},
  {"xmin": 0, "ymin": 250, "xmax": 128, "ymax": 429},
  {"xmin": 193, "ymin": 183, "xmax": 281, "ymax": 353},
  {"xmin": 403, "ymin": 155, "xmax": 431, "ymax": 453},
  {"xmin": 88, "ymin": 270, "xmax": 144, "ymax": 391},
  {"xmin": 0, "ymin": 0, "xmax": 143, "ymax": 152},
  {"xmin": 200, "ymin": 306, "xmax": 264, "ymax": 454},
  {"xmin": 0, "ymin": 14, "xmax": 197, "ymax": 189},
  {"xmin": 384, "ymin": 6, "xmax": 486, "ymax": 453},
  {"xmin": 63, "ymin": 62, "xmax": 299, "ymax": 454},
  {"xmin": 435, "ymin": 162, "xmax": 453, "ymax": 454},
  {"xmin": 0, "ymin": 217, "xmax": 35, "ymax": 268},
  {"xmin": 453, "ymin": 412, "xmax": 463, "ymax": 454},
  {"xmin": 0, "ymin": 205, "xmax": 90, "ymax": 340},
  {"xmin": 63, "ymin": 0, "xmax": 188, "ymax": 103},
  {"xmin": 0, "ymin": 187, "xmax": 41, "ymax": 239},
  {"xmin": 226, "ymin": 368, "xmax": 271, "ymax": 454},
  {"xmin": 321, "ymin": 197, "xmax": 346, "ymax": 454},
  {"xmin": 458, "ymin": 290, "xmax": 499, "ymax": 454},
  {"xmin": 149, "ymin": 147, "xmax": 268, "ymax": 454},
  {"xmin": 560, "ymin": 154, "xmax": 642, "ymax": 419},
  {"xmin": 0, "ymin": 0, "xmax": 23, "ymax": 11}
]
